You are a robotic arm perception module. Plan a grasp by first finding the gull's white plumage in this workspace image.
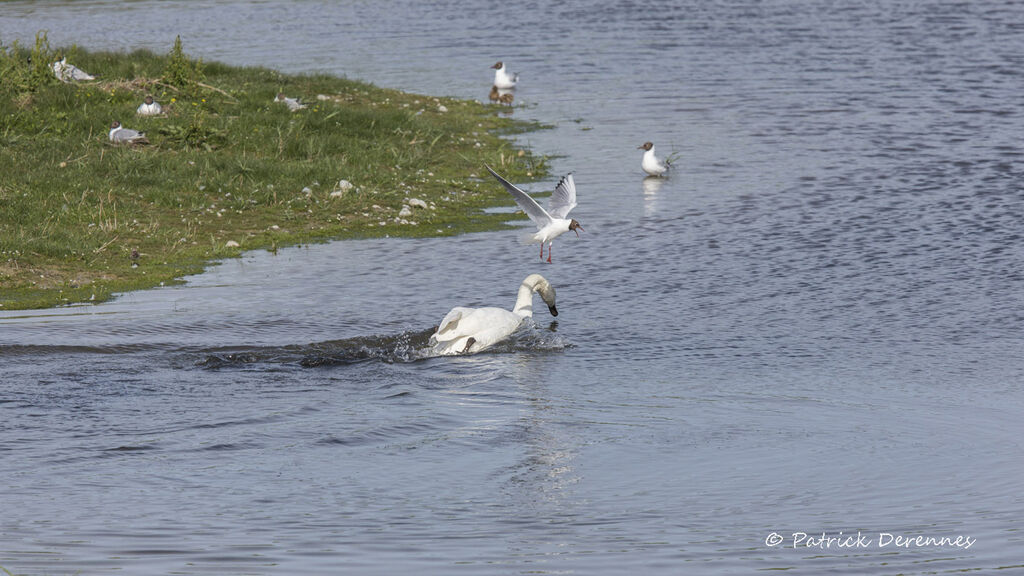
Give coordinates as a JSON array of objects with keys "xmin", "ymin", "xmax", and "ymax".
[
  {"xmin": 108, "ymin": 121, "xmax": 148, "ymax": 145},
  {"xmin": 639, "ymin": 141, "xmax": 670, "ymax": 177},
  {"xmin": 275, "ymin": 93, "xmax": 307, "ymax": 111},
  {"xmin": 491, "ymin": 61, "xmax": 519, "ymax": 90},
  {"xmin": 430, "ymin": 274, "xmax": 557, "ymax": 355},
  {"xmin": 52, "ymin": 57, "xmax": 94, "ymax": 82},
  {"xmin": 136, "ymin": 96, "xmax": 163, "ymax": 116},
  {"xmin": 485, "ymin": 165, "xmax": 583, "ymax": 263}
]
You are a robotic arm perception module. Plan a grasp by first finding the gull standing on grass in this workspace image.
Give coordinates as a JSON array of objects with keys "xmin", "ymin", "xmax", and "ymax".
[
  {"xmin": 52, "ymin": 56, "xmax": 94, "ymax": 82},
  {"xmin": 485, "ymin": 165, "xmax": 583, "ymax": 263},
  {"xmin": 491, "ymin": 61, "xmax": 518, "ymax": 90},
  {"xmin": 136, "ymin": 95, "xmax": 162, "ymax": 116},
  {"xmin": 108, "ymin": 121, "xmax": 149, "ymax": 145},
  {"xmin": 638, "ymin": 141, "xmax": 670, "ymax": 177}
]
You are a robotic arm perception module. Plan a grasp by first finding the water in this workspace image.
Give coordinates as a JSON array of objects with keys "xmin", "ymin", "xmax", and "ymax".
[{"xmin": 2, "ymin": 1, "xmax": 1024, "ymax": 574}]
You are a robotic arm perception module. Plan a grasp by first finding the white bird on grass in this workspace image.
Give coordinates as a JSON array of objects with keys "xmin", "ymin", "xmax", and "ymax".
[
  {"xmin": 275, "ymin": 93, "xmax": 307, "ymax": 111},
  {"xmin": 638, "ymin": 141, "xmax": 670, "ymax": 177},
  {"xmin": 108, "ymin": 121, "xmax": 149, "ymax": 145},
  {"xmin": 485, "ymin": 165, "xmax": 583, "ymax": 263},
  {"xmin": 52, "ymin": 56, "xmax": 95, "ymax": 82},
  {"xmin": 136, "ymin": 95, "xmax": 163, "ymax": 116},
  {"xmin": 491, "ymin": 61, "xmax": 518, "ymax": 90},
  {"xmin": 430, "ymin": 274, "xmax": 558, "ymax": 355}
]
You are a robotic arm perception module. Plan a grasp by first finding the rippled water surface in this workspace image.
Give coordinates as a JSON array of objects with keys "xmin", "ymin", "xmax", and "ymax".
[{"xmin": 2, "ymin": 1, "xmax": 1024, "ymax": 574}]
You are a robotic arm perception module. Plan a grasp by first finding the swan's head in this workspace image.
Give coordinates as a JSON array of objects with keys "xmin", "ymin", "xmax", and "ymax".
[
  {"xmin": 491, "ymin": 61, "xmax": 504, "ymax": 70},
  {"xmin": 569, "ymin": 219, "xmax": 583, "ymax": 238},
  {"xmin": 527, "ymin": 274, "xmax": 558, "ymax": 317},
  {"xmin": 638, "ymin": 141, "xmax": 654, "ymax": 151}
]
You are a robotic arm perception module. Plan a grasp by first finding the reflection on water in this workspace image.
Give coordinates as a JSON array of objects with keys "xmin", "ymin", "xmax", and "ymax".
[{"xmin": 3, "ymin": 0, "xmax": 1024, "ymax": 575}]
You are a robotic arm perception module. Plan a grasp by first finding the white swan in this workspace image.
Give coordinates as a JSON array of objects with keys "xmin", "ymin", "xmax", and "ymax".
[
  {"xmin": 639, "ymin": 141, "xmax": 670, "ymax": 177},
  {"xmin": 430, "ymin": 274, "xmax": 557, "ymax": 355}
]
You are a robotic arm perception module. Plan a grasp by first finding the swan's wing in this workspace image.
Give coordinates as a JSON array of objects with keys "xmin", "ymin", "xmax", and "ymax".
[
  {"xmin": 548, "ymin": 173, "xmax": 578, "ymax": 219},
  {"xmin": 485, "ymin": 165, "xmax": 553, "ymax": 228},
  {"xmin": 434, "ymin": 307, "xmax": 474, "ymax": 342}
]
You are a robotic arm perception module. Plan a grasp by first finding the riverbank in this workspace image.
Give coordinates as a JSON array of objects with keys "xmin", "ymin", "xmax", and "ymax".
[{"xmin": 0, "ymin": 36, "xmax": 547, "ymax": 310}]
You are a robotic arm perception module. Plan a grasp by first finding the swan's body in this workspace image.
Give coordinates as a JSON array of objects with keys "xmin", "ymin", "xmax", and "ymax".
[
  {"xmin": 275, "ymin": 93, "xmax": 307, "ymax": 111},
  {"xmin": 108, "ymin": 121, "xmax": 148, "ymax": 145},
  {"xmin": 430, "ymin": 274, "xmax": 557, "ymax": 355},
  {"xmin": 136, "ymin": 95, "xmax": 162, "ymax": 116},
  {"xmin": 485, "ymin": 165, "xmax": 583, "ymax": 263},
  {"xmin": 639, "ymin": 141, "xmax": 670, "ymax": 177},
  {"xmin": 52, "ymin": 57, "xmax": 94, "ymax": 82},
  {"xmin": 491, "ymin": 61, "xmax": 518, "ymax": 90}
]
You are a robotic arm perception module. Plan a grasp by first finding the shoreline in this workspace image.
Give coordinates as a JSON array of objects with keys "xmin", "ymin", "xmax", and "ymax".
[{"xmin": 0, "ymin": 40, "xmax": 548, "ymax": 310}]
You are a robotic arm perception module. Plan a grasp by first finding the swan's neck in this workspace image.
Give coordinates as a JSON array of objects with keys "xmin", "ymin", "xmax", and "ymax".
[{"xmin": 512, "ymin": 281, "xmax": 537, "ymax": 318}]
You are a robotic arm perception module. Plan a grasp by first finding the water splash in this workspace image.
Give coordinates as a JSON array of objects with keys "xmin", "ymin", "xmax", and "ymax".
[{"xmin": 196, "ymin": 322, "xmax": 569, "ymax": 369}]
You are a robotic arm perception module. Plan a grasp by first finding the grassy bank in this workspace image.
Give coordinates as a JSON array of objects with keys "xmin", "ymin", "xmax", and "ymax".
[{"xmin": 0, "ymin": 35, "xmax": 547, "ymax": 310}]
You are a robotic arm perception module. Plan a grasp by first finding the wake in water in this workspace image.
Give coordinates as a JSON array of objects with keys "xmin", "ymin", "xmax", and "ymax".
[{"xmin": 196, "ymin": 321, "xmax": 568, "ymax": 369}]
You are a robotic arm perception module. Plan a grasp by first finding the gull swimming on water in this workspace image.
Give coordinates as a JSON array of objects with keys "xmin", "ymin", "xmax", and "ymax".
[
  {"xmin": 136, "ymin": 95, "xmax": 163, "ymax": 116},
  {"xmin": 485, "ymin": 165, "xmax": 583, "ymax": 263},
  {"xmin": 491, "ymin": 61, "xmax": 518, "ymax": 90},
  {"xmin": 638, "ymin": 141, "xmax": 670, "ymax": 177},
  {"xmin": 275, "ymin": 93, "xmax": 307, "ymax": 111},
  {"xmin": 108, "ymin": 121, "xmax": 149, "ymax": 145},
  {"xmin": 430, "ymin": 273, "xmax": 558, "ymax": 355},
  {"xmin": 52, "ymin": 56, "xmax": 94, "ymax": 82}
]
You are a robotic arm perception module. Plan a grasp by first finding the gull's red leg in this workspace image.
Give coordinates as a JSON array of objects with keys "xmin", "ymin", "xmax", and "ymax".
[{"xmin": 546, "ymin": 243, "xmax": 552, "ymax": 263}]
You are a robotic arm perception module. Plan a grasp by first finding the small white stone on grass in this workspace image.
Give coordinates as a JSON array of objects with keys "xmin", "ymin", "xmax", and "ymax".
[
  {"xmin": 438, "ymin": 105, "xmax": 448, "ymax": 112},
  {"xmin": 399, "ymin": 206, "xmax": 413, "ymax": 218},
  {"xmin": 408, "ymin": 198, "xmax": 428, "ymax": 209},
  {"xmin": 329, "ymin": 190, "xmax": 344, "ymax": 198},
  {"xmin": 226, "ymin": 240, "xmax": 240, "ymax": 248}
]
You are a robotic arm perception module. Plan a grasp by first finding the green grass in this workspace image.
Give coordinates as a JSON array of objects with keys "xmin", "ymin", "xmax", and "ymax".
[{"xmin": 0, "ymin": 38, "xmax": 548, "ymax": 310}]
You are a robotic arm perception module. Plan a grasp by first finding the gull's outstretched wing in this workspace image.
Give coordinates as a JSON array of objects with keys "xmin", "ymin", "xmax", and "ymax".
[
  {"xmin": 548, "ymin": 173, "xmax": 577, "ymax": 219},
  {"xmin": 485, "ymin": 165, "xmax": 553, "ymax": 228}
]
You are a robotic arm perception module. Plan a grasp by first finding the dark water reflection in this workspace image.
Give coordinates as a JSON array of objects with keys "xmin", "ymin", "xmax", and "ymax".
[{"xmin": 3, "ymin": 1, "xmax": 1024, "ymax": 574}]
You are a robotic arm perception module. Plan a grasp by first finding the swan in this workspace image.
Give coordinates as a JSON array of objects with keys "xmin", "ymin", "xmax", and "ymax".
[
  {"xmin": 485, "ymin": 165, "xmax": 583, "ymax": 263},
  {"xmin": 430, "ymin": 274, "xmax": 557, "ymax": 355},
  {"xmin": 639, "ymin": 141, "xmax": 670, "ymax": 177}
]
